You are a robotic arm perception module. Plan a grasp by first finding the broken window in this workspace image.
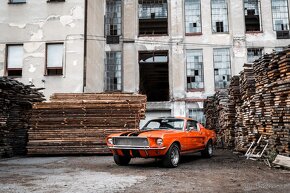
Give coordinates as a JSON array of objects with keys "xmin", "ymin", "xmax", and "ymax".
[
  {"xmin": 139, "ymin": 51, "xmax": 169, "ymax": 101},
  {"xmin": 185, "ymin": 0, "xmax": 201, "ymax": 34},
  {"xmin": 244, "ymin": 0, "xmax": 262, "ymax": 32},
  {"xmin": 105, "ymin": 0, "xmax": 122, "ymax": 44},
  {"xmin": 189, "ymin": 108, "xmax": 205, "ymax": 124},
  {"xmin": 213, "ymin": 48, "xmax": 231, "ymax": 89},
  {"xmin": 271, "ymin": 0, "xmax": 289, "ymax": 31},
  {"xmin": 6, "ymin": 45, "xmax": 23, "ymax": 77},
  {"xmin": 138, "ymin": 0, "xmax": 168, "ymax": 35},
  {"xmin": 9, "ymin": 0, "xmax": 26, "ymax": 3},
  {"xmin": 105, "ymin": 51, "xmax": 122, "ymax": 91},
  {"xmin": 247, "ymin": 48, "xmax": 263, "ymax": 63},
  {"xmin": 46, "ymin": 43, "xmax": 63, "ymax": 76},
  {"xmin": 211, "ymin": 0, "xmax": 229, "ymax": 33},
  {"xmin": 186, "ymin": 50, "xmax": 204, "ymax": 89}
]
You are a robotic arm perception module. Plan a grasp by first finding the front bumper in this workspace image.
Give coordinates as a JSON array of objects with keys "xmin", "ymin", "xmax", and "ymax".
[{"xmin": 108, "ymin": 146, "xmax": 166, "ymax": 150}]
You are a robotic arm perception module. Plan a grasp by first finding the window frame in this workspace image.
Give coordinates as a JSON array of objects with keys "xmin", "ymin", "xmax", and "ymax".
[
  {"xmin": 271, "ymin": 0, "xmax": 290, "ymax": 31},
  {"xmin": 186, "ymin": 49, "xmax": 204, "ymax": 91},
  {"xmin": 104, "ymin": 51, "xmax": 123, "ymax": 92},
  {"xmin": 45, "ymin": 43, "xmax": 64, "ymax": 76},
  {"xmin": 247, "ymin": 47, "xmax": 263, "ymax": 63},
  {"xmin": 105, "ymin": 0, "xmax": 122, "ymax": 40},
  {"xmin": 244, "ymin": 0, "xmax": 263, "ymax": 32},
  {"xmin": 184, "ymin": 0, "xmax": 202, "ymax": 35},
  {"xmin": 5, "ymin": 44, "xmax": 24, "ymax": 77},
  {"xmin": 213, "ymin": 48, "xmax": 231, "ymax": 90},
  {"xmin": 210, "ymin": 0, "xmax": 229, "ymax": 33}
]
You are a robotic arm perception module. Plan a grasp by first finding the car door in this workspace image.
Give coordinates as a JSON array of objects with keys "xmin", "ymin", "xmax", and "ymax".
[{"xmin": 186, "ymin": 120, "xmax": 205, "ymax": 150}]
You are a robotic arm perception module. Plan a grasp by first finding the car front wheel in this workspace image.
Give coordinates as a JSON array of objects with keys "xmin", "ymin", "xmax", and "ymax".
[
  {"xmin": 113, "ymin": 154, "xmax": 131, "ymax": 166},
  {"xmin": 162, "ymin": 143, "xmax": 180, "ymax": 168},
  {"xmin": 201, "ymin": 140, "xmax": 213, "ymax": 158}
]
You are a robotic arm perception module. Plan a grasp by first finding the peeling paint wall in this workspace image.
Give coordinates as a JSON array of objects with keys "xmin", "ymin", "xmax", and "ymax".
[{"xmin": 0, "ymin": 0, "xmax": 84, "ymax": 100}]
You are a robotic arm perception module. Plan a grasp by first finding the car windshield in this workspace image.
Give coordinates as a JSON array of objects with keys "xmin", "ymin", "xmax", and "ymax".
[{"xmin": 142, "ymin": 118, "xmax": 184, "ymax": 130}]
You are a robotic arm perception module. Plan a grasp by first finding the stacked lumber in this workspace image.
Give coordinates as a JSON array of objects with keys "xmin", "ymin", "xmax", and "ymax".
[
  {"xmin": 0, "ymin": 77, "xmax": 45, "ymax": 158},
  {"xmin": 235, "ymin": 64, "xmax": 257, "ymax": 152},
  {"xmin": 27, "ymin": 93, "xmax": 146, "ymax": 155},
  {"xmin": 225, "ymin": 76, "xmax": 241, "ymax": 148}
]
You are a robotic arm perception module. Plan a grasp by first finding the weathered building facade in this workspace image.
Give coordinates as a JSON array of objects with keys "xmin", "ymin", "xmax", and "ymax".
[{"xmin": 1, "ymin": 0, "xmax": 290, "ymax": 124}]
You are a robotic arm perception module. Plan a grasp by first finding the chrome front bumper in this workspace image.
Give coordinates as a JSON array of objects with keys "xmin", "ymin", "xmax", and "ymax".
[{"xmin": 108, "ymin": 146, "xmax": 166, "ymax": 150}]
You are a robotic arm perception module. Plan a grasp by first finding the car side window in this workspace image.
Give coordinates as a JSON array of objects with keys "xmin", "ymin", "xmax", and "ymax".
[{"xmin": 186, "ymin": 120, "xmax": 198, "ymax": 131}]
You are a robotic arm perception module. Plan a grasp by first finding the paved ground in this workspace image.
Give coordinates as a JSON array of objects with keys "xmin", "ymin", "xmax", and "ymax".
[{"xmin": 0, "ymin": 149, "xmax": 289, "ymax": 193}]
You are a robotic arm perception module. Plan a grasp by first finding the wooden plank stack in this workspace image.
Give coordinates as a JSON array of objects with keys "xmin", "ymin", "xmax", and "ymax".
[
  {"xmin": 205, "ymin": 47, "xmax": 290, "ymax": 156},
  {"xmin": 27, "ymin": 93, "xmax": 146, "ymax": 155},
  {"xmin": 0, "ymin": 77, "xmax": 45, "ymax": 158}
]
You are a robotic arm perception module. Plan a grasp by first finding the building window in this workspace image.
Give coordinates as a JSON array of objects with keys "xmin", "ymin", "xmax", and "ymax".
[
  {"xmin": 275, "ymin": 47, "xmax": 286, "ymax": 52},
  {"xmin": 186, "ymin": 50, "xmax": 204, "ymax": 89},
  {"xmin": 6, "ymin": 45, "xmax": 23, "ymax": 77},
  {"xmin": 271, "ymin": 0, "xmax": 289, "ymax": 31},
  {"xmin": 185, "ymin": 0, "xmax": 201, "ymax": 34},
  {"xmin": 244, "ymin": 0, "xmax": 262, "ymax": 32},
  {"xmin": 247, "ymin": 48, "xmax": 263, "ymax": 63},
  {"xmin": 189, "ymin": 108, "xmax": 205, "ymax": 124},
  {"xmin": 213, "ymin": 48, "xmax": 231, "ymax": 89},
  {"xmin": 9, "ymin": 0, "xmax": 26, "ymax": 3},
  {"xmin": 46, "ymin": 43, "xmax": 64, "ymax": 76},
  {"xmin": 47, "ymin": 0, "xmax": 65, "ymax": 2},
  {"xmin": 138, "ymin": 0, "xmax": 168, "ymax": 35},
  {"xmin": 211, "ymin": 0, "xmax": 229, "ymax": 33},
  {"xmin": 105, "ymin": 52, "xmax": 122, "ymax": 91},
  {"xmin": 105, "ymin": 0, "xmax": 122, "ymax": 44}
]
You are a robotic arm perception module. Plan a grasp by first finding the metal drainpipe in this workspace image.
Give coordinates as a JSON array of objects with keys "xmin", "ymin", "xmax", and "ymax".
[{"xmin": 83, "ymin": 0, "xmax": 88, "ymax": 93}]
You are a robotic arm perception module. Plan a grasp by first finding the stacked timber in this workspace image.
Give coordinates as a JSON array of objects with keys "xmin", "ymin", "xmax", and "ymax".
[
  {"xmin": 235, "ymin": 64, "xmax": 257, "ymax": 152},
  {"xmin": 27, "ymin": 93, "xmax": 146, "ymax": 155},
  {"xmin": 225, "ymin": 76, "xmax": 241, "ymax": 148},
  {"xmin": 0, "ymin": 77, "xmax": 45, "ymax": 158}
]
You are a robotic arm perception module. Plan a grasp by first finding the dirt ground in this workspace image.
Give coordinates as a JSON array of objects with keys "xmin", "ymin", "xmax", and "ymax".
[{"xmin": 0, "ymin": 149, "xmax": 289, "ymax": 193}]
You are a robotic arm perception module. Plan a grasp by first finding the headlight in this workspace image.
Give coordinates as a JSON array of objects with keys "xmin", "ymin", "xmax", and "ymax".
[
  {"xmin": 156, "ymin": 138, "xmax": 163, "ymax": 146},
  {"xmin": 108, "ymin": 138, "xmax": 113, "ymax": 145}
]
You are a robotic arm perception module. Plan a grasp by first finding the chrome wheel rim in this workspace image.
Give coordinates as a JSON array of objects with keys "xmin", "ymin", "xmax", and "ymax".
[
  {"xmin": 171, "ymin": 147, "xmax": 179, "ymax": 166},
  {"xmin": 208, "ymin": 143, "xmax": 213, "ymax": 155}
]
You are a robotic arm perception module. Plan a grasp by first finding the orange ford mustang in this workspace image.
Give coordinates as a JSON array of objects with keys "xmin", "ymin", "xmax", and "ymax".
[{"xmin": 107, "ymin": 117, "xmax": 216, "ymax": 168}]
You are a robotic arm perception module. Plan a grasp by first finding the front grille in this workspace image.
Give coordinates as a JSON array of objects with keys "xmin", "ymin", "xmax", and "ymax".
[{"xmin": 113, "ymin": 137, "xmax": 149, "ymax": 147}]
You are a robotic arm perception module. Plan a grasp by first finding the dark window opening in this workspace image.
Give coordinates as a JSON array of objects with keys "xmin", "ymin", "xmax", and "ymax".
[
  {"xmin": 7, "ymin": 69, "xmax": 22, "ymax": 77},
  {"xmin": 139, "ymin": 51, "xmax": 169, "ymax": 101},
  {"xmin": 216, "ymin": 22, "xmax": 224, "ymax": 32},
  {"xmin": 47, "ymin": 68, "xmax": 63, "ymax": 76},
  {"xmin": 244, "ymin": 0, "xmax": 261, "ymax": 32},
  {"xmin": 139, "ymin": 0, "xmax": 168, "ymax": 35},
  {"xmin": 9, "ymin": 0, "xmax": 26, "ymax": 4}
]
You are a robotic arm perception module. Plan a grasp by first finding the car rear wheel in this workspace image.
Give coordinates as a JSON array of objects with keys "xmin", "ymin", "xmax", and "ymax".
[
  {"xmin": 201, "ymin": 140, "xmax": 213, "ymax": 158},
  {"xmin": 113, "ymin": 154, "xmax": 131, "ymax": 166},
  {"xmin": 162, "ymin": 143, "xmax": 180, "ymax": 168}
]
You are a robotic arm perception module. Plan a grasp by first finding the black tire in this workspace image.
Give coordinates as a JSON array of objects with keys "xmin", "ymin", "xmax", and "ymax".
[
  {"xmin": 201, "ymin": 140, "xmax": 213, "ymax": 158},
  {"xmin": 113, "ymin": 154, "xmax": 131, "ymax": 166},
  {"xmin": 162, "ymin": 143, "xmax": 180, "ymax": 168}
]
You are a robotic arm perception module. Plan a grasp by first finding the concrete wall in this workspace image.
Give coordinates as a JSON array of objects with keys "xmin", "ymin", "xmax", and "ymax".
[{"xmin": 0, "ymin": 0, "xmax": 85, "ymax": 99}]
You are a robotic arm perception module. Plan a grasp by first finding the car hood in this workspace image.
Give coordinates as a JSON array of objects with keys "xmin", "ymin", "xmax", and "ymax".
[{"xmin": 117, "ymin": 129, "xmax": 183, "ymax": 138}]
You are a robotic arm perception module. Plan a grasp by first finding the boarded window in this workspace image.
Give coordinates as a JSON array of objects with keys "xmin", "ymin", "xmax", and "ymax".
[
  {"xmin": 213, "ymin": 48, "xmax": 231, "ymax": 89},
  {"xmin": 105, "ymin": 0, "xmax": 121, "ymax": 44},
  {"xmin": 211, "ymin": 0, "xmax": 229, "ymax": 33},
  {"xmin": 247, "ymin": 48, "xmax": 263, "ymax": 63},
  {"xmin": 6, "ymin": 45, "xmax": 23, "ymax": 77},
  {"xmin": 46, "ymin": 43, "xmax": 63, "ymax": 76},
  {"xmin": 244, "ymin": 0, "xmax": 262, "ymax": 32},
  {"xmin": 186, "ymin": 50, "xmax": 204, "ymax": 89},
  {"xmin": 139, "ymin": 0, "xmax": 168, "ymax": 35},
  {"xmin": 105, "ymin": 51, "xmax": 122, "ymax": 91},
  {"xmin": 185, "ymin": 0, "xmax": 201, "ymax": 34},
  {"xmin": 271, "ymin": 0, "xmax": 289, "ymax": 31}
]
